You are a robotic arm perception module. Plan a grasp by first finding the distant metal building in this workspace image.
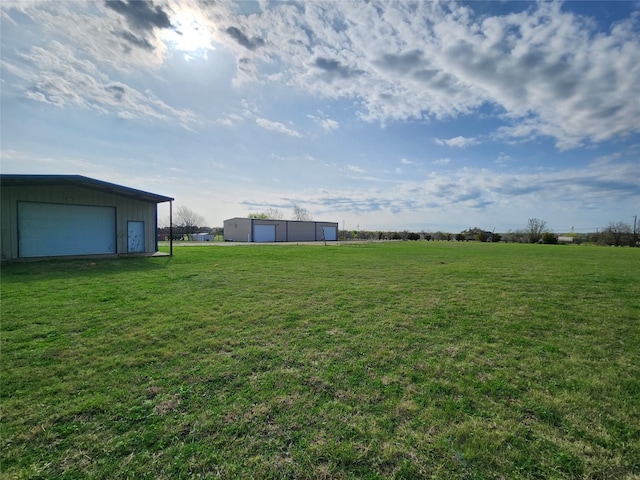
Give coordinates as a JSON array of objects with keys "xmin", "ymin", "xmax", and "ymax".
[
  {"xmin": 223, "ymin": 217, "xmax": 338, "ymax": 243},
  {"xmin": 191, "ymin": 233, "xmax": 214, "ymax": 241},
  {"xmin": 1, "ymin": 175, "xmax": 174, "ymax": 260}
]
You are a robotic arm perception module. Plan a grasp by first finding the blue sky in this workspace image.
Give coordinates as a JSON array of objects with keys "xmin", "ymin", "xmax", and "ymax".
[{"xmin": 2, "ymin": 0, "xmax": 639, "ymax": 233}]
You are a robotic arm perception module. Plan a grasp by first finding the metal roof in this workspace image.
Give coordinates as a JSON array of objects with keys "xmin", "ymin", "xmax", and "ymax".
[{"xmin": 0, "ymin": 174, "xmax": 174, "ymax": 203}]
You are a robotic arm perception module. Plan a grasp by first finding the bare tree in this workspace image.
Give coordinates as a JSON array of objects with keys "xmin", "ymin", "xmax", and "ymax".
[
  {"xmin": 175, "ymin": 206, "xmax": 205, "ymax": 234},
  {"xmin": 292, "ymin": 204, "xmax": 312, "ymax": 221},
  {"xmin": 525, "ymin": 218, "xmax": 547, "ymax": 243},
  {"xmin": 605, "ymin": 221, "xmax": 632, "ymax": 246},
  {"xmin": 159, "ymin": 216, "xmax": 171, "ymax": 229},
  {"xmin": 249, "ymin": 208, "xmax": 283, "ymax": 219}
]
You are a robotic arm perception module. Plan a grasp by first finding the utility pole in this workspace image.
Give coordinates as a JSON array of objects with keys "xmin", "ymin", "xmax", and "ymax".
[{"xmin": 634, "ymin": 215, "xmax": 638, "ymax": 247}]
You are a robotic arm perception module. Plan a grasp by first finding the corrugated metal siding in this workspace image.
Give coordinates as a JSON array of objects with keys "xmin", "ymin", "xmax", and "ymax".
[
  {"xmin": 223, "ymin": 218, "xmax": 252, "ymax": 242},
  {"xmin": 1, "ymin": 184, "xmax": 157, "ymax": 259},
  {"xmin": 1, "ymin": 187, "xmax": 17, "ymax": 259},
  {"xmin": 287, "ymin": 222, "xmax": 316, "ymax": 241}
]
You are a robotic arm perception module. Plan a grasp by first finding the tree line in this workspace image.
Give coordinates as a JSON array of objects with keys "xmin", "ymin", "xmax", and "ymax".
[
  {"xmin": 160, "ymin": 208, "xmax": 638, "ymax": 247},
  {"xmin": 248, "ymin": 205, "xmax": 312, "ymax": 221},
  {"xmin": 339, "ymin": 217, "xmax": 638, "ymax": 246}
]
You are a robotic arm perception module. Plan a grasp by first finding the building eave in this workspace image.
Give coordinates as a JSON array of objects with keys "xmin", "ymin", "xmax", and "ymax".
[{"xmin": 0, "ymin": 174, "xmax": 174, "ymax": 203}]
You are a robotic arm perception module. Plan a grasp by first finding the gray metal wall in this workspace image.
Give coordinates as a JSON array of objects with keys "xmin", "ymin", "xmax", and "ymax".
[
  {"xmin": 223, "ymin": 217, "xmax": 252, "ymax": 242},
  {"xmin": 287, "ymin": 221, "xmax": 316, "ymax": 241}
]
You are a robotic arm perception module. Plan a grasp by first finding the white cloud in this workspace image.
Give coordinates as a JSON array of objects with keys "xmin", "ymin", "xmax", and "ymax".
[
  {"xmin": 400, "ymin": 158, "xmax": 415, "ymax": 165},
  {"xmin": 347, "ymin": 165, "xmax": 366, "ymax": 174},
  {"xmin": 4, "ymin": 1, "xmax": 638, "ymax": 148},
  {"xmin": 117, "ymin": 111, "xmax": 137, "ymax": 120},
  {"xmin": 200, "ymin": 1, "xmax": 640, "ymax": 149},
  {"xmin": 241, "ymin": 157, "xmax": 640, "ymax": 230},
  {"xmin": 255, "ymin": 117, "xmax": 302, "ymax": 137},
  {"xmin": 218, "ymin": 113, "xmax": 244, "ymax": 127},
  {"xmin": 0, "ymin": 149, "xmax": 112, "ymax": 174},
  {"xmin": 319, "ymin": 118, "xmax": 339, "ymax": 131},
  {"xmin": 2, "ymin": 9, "xmax": 201, "ymax": 130},
  {"xmin": 435, "ymin": 136, "xmax": 480, "ymax": 148},
  {"xmin": 307, "ymin": 114, "xmax": 340, "ymax": 131},
  {"xmin": 433, "ymin": 158, "xmax": 451, "ymax": 166},
  {"xmin": 3, "ymin": 2, "xmax": 170, "ymax": 70},
  {"xmin": 495, "ymin": 153, "xmax": 512, "ymax": 166}
]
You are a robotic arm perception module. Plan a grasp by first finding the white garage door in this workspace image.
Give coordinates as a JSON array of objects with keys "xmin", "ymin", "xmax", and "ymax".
[
  {"xmin": 254, "ymin": 224, "xmax": 276, "ymax": 242},
  {"xmin": 18, "ymin": 202, "xmax": 116, "ymax": 257},
  {"xmin": 322, "ymin": 226, "xmax": 337, "ymax": 241}
]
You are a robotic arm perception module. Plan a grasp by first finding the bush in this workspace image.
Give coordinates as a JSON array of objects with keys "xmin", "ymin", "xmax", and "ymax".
[
  {"xmin": 407, "ymin": 232, "xmax": 420, "ymax": 241},
  {"xmin": 542, "ymin": 232, "xmax": 558, "ymax": 244},
  {"xmin": 475, "ymin": 231, "xmax": 487, "ymax": 242}
]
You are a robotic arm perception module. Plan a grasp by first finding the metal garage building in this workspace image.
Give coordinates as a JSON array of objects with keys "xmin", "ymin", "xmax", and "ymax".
[
  {"xmin": 1, "ymin": 175, "xmax": 173, "ymax": 260},
  {"xmin": 223, "ymin": 217, "xmax": 338, "ymax": 243}
]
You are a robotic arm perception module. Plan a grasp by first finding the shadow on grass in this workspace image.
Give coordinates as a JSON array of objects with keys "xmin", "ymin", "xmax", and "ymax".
[{"xmin": 1, "ymin": 255, "xmax": 172, "ymax": 282}]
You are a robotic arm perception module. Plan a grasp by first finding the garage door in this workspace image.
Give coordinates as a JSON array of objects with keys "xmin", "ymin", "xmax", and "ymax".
[
  {"xmin": 18, "ymin": 202, "xmax": 116, "ymax": 257},
  {"xmin": 322, "ymin": 226, "xmax": 337, "ymax": 241},
  {"xmin": 254, "ymin": 224, "xmax": 276, "ymax": 242}
]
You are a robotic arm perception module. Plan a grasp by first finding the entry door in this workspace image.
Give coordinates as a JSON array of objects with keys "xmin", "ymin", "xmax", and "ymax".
[{"xmin": 128, "ymin": 221, "xmax": 145, "ymax": 253}]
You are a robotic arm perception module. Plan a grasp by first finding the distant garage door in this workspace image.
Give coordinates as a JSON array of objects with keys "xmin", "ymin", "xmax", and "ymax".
[
  {"xmin": 254, "ymin": 224, "xmax": 276, "ymax": 242},
  {"xmin": 18, "ymin": 202, "xmax": 116, "ymax": 257},
  {"xmin": 322, "ymin": 226, "xmax": 337, "ymax": 241}
]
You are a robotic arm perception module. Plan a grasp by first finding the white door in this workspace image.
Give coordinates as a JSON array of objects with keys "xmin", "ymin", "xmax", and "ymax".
[
  {"xmin": 322, "ymin": 226, "xmax": 337, "ymax": 241},
  {"xmin": 128, "ymin": 221, "xmax": 145, "ymax": 253},
  {"xmin": 254, "ymin": 224, "xmax": 276, "ymax": 242},
  {"xmin": 18, "ymin": 202, "xmax": 116, "ymax": 257}
]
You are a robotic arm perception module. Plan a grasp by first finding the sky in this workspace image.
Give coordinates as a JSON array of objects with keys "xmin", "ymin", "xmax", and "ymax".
[{"xmin": 1, "ymin": 0, "xmax": 639, "ymax": 234}]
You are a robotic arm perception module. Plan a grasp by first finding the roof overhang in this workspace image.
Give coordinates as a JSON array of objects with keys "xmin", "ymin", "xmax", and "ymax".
[{"xmin": 0, "ymin": 174, "xmax": 174, "ymax": 203}]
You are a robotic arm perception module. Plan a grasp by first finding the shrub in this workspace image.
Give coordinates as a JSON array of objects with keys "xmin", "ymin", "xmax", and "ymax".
[
  {"xmin": 542, "ymin": 232, "xmax": 558, "ymax": 244},
  {"xmin": 475, "ymin": 231, "xmax": 488, "ymax": 242}
]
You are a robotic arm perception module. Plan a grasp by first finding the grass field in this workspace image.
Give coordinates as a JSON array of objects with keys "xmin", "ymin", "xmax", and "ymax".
[{"xmin": 2, "ymin": 242, "xmax": 639, "ymax": 479}]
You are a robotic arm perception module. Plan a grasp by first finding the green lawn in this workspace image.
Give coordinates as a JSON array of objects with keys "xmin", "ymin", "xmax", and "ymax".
[{"xmin": 2, "ymin": 242, "xmax": 639, "ymax": 479}]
